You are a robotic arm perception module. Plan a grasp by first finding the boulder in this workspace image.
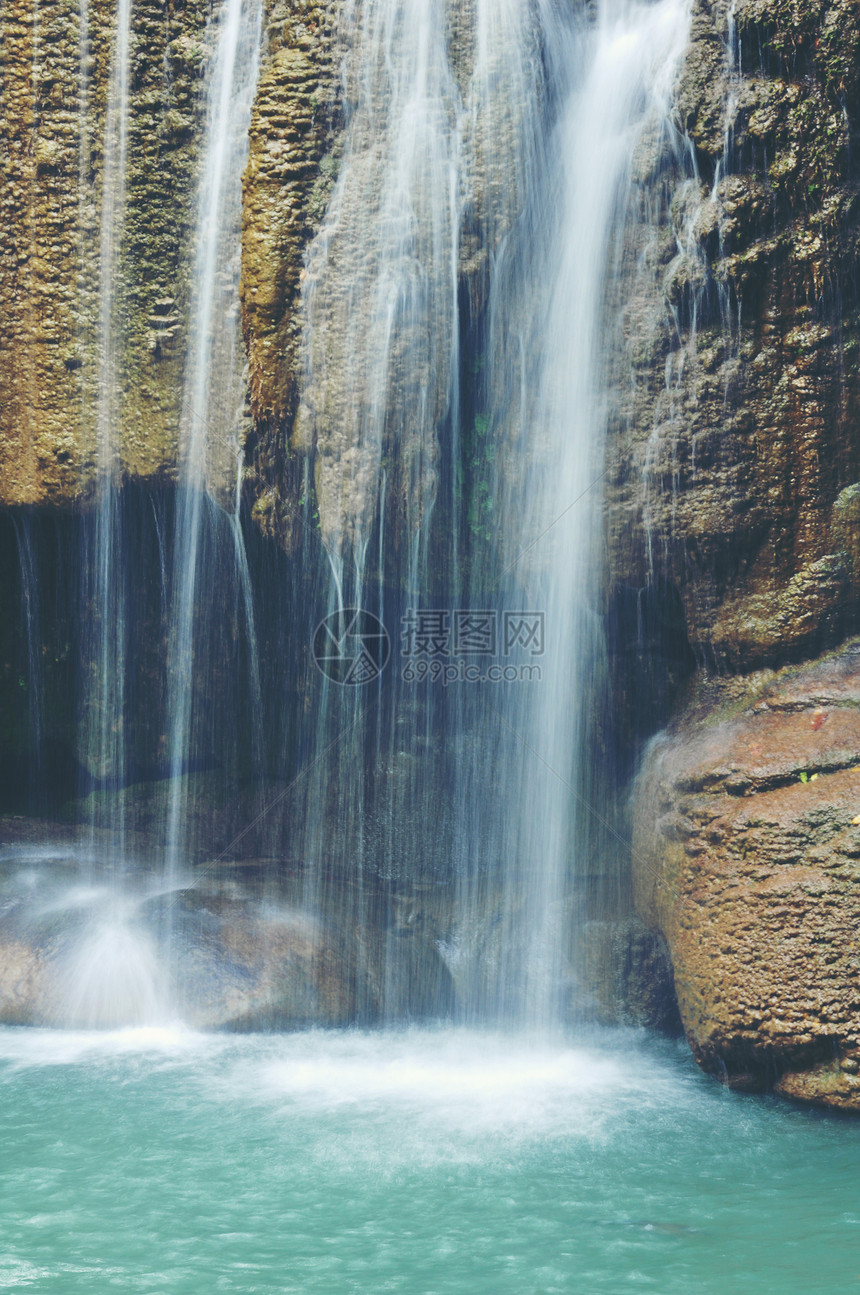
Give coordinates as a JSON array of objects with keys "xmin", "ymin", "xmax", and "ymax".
[
  {"xmin": 633, "ymin": 638, "xmax": 860, "ymax": 1109},
  {"xmin": 0, "ymin": 861, "xmax": 359, "ymax": 1030}
]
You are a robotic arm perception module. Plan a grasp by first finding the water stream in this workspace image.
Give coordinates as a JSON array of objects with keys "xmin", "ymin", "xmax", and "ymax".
[
  {"xmin": 80, "ymin": 0, "xmax": 133, "ymax": 857},
  {"xmin": 163, "ymin": 0, "xmax": 264, "ymax": 887},
  {"xmin": 291, "ymin": 0, "xmax": 689, "ymax": 1027},
  {"xmin": 1, "ymin": 0, "xmax": 698, "ymax": 1028},
  {"xmin": 36, "ymin": 0, "xmax": 267, "ymax": 1026},
  {"xmin": 479, "ymin": 0, "xmax": 690, "ymax": 1025}
]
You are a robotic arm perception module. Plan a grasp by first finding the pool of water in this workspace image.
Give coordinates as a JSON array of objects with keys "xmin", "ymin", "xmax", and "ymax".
[{"xmin": 0, "ymin": 1025, "xmax": 857, "ymax": 1293}]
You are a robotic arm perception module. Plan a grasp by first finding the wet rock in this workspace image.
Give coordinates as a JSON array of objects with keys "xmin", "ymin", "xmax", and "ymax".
[
  {"xmin": 0, "ymin": 936, "xmax": 45, "ymax": 1026},
  {"xmin": 0, "ymin": 865, "xmax": 360, "ymax": 1030},
  {"xmin": 572, "ymin": 917, "xmax": 681, "ymax": 1032},
  {"xmin": 240, "ymin": 1, "xmax": 339, "ymax": 554},
  {"xmin": 605, "ymin": 0, "xmax": 860, "ymax": 671},
  {"xmin": 242, "ymin": 0, "xmax": 544, "ymax": 559},
  {"xmin": 64, "ymin": 773, "xmax": 294, "ymax": 860},
  {"xmin": 156, "ymin": 888, "xmax": 358, "ymax": 1029},
  {"xmin": 0, "ymin": 839, "xmax": 466, "ymax": 1029},
  {"xmin": 632, "ymin": 637, "xmax": 860, "ymax": 1110}
]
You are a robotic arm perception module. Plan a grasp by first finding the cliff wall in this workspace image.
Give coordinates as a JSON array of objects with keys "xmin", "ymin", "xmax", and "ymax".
[
  {"xmin": 0, "ymin": 0, "xmax": 212, "ymax": 502},
  {"xmin": 621, "ymin": 0, "xmax": 860, "ymax": 1109}
]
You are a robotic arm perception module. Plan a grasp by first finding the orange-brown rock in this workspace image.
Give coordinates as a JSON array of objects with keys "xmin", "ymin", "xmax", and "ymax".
[
  {"xmin": 0, "ymin": 0, "xmax": 92, "ymax": 503},
  {"xmin": 633, "ymin": 638, "xmax": 860, "ymax": 1109},
  {"xmin": 240, "ymin": 0, "xmax": 338, "ymax": 549},
  {"xmin": 0, "ymin": 0, "xmax": 213, "ymax": 503}
]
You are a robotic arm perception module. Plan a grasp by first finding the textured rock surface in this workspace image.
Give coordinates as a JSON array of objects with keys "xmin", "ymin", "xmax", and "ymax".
[
  {"xmin": 573, "ymin": 916, "xmax": 681, "ymax": 1032},
  {"xmin": 606, "ymin": 0, "xmax": 860, "ymax": 669},
  {"xmin": 617, "ymin": 0, "xmax": 860, "ymax": 1108},
  {"xmin": 240, "ymin": 0, "xmax": 540, "ymax": 557},
  {"xmin": 0, "ymin": 832, "xmax": 464, "ymax": 1027},
  {"xmin": 151, "ymin": 887, "xmax": 359, "ymax": 1030},
  {"xmin": 240, "ymin": 0, "xmax": 339, "ymax": 550},
  {"xmin": 5, "ymin": 0, "xmax": 859, "ymax": 611},
  {"xmin": 0, "ymin": 0, "xmax": 88, "ymax": 504},
  {"xmin": 633, "ymin": 639, "xmax": 860, "ymax": 1109},
  {"xmin": 0, "ymin": 0, "xmax": 211, "ymax": 503}
]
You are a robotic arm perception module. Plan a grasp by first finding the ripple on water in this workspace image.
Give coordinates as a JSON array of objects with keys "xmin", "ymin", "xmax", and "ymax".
[{"xmin": 0, "ymin": 1026, "xmax": 858, "ymax": 1294}]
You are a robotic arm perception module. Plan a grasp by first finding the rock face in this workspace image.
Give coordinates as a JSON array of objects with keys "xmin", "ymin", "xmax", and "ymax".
[
  {"xmin": 0, "ymin": 883, "xmax": 359, "ymax": 1030},
  {"xmin": 0, "ymin": 0, "xmax": 213, "ymax": 503},
  {"xmin": 606, "ymin": 0, "xmax": 860, "ymax": 669},
  {"xmin": 0, "ymin": 842, "xmax": 463, "ymax": 1029},
  {"xmin": 240, "ymin": 0, "xmax": 339, "ymax": 550},
  {"xmin": 633, "ymin": 640, "xmax": 860, "ymax": 1110},
  {"xmin": 609, "ymin": 0, "xmax": 860, "ymax": 1106},
  {"xmin": 5, "ymin": 0, "xmax": 858, "ymax": 608},
  {"xmin": 240, "ymin": 0, "xmax": 543, "ymax": 560}
]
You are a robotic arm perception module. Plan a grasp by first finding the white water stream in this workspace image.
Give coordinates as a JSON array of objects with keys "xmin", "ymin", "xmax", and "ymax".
[
  {"xmin": 164, "ymin": 0, "xmax": 264, "ymax": 883},
  {"xmin": 5, "ymin": 0, "xmax": 690, "ymax": 1032},
  {"xmin": 82, "ymin": 0, "xmax": 133, "ymax": 853},
  {"xmin": 294, "ymin": 0, "xmax": 690, "ymax": 1026}
]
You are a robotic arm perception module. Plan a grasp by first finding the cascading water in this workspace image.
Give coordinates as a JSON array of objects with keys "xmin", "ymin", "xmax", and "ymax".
[
  {"xmin": 163, "ymin": 0, "xmax": 264, "ymax": 886},
  {"xmin": 481, "ymin": 0, "xmax": 691, "ymax": 1023},
  {"xmin": 11, "ymin": 516, "xmax": 43, "ymax": 810},
  {"xmin": 1, "ymin": 0, "xmax": 691, "ymax": 1033},
  {"xmin": 296, "ymin": 0, "xmax": 461, "ymax": 572},
  {"xmin": 292, "ymin": 0, "xmax": 689, "ymax": 1027},
  {"xmin": 290, "ymin": 0, "xmax": 552, "ymax": 1022},
  {"xmin": 17, "ymin": 0, "xmax": 268, "ymax": 1027},
  {"xmin": 81, "ymin": 0, "xmax": 133, "ymax": 848}
]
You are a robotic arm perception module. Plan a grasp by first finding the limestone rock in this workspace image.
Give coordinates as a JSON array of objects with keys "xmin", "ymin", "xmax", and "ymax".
[
  {"xmin": 0, "ymin": 867, "xmax": 359, "ymax": 1029},
  {"xmin": 240, "ymin": 0, "xmax": 339, "ymax": 553},
  {"xmin": 573, "ymin": 917, "xmax": 681, "ymax": 1032},
  {"xmin": 633, "ymin": 638, "xmax": 860, "ymax": 1109},
  {"xmin": 0, "ymin": 0, "xmax": 269, "ymax": 505},
  {"xmin": 151, "ymin": 888, "xmax": 358, "ymax": 1029}
]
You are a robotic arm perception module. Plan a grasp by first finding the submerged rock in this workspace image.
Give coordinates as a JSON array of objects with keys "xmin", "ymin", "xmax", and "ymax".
[
  {"xmin": 633, "ymin": 638, "xmax": 860, "ymax": 1110},
  {"xmin": 158, "ymin": 889, "xmax": 359, "ymax": 1030}
]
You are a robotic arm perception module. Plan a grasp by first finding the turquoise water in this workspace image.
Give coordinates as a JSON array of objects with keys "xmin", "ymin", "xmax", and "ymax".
[{"xmin": 0, "ymin": 1026, "xmax": 857, "ymax": 1293}]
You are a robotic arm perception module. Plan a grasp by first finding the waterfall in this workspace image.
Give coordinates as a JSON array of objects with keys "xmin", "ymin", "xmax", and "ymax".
[
  {"xmin": 164, "ymin": 0, "xmax": 264, "ymax": 882},
  {"xmin": 293, "ymin": 0, "xmax": 690, "ymax": 1027},
  {"xmin": 297, "ymin": 0, "xmax": 462, "ymax": 575},
  {"xmin": 1, "ymin": 0, "xmax": 691, "ymax": 1033},
  {"xmin": 80, "ymin": 0, "xmax": 133, "ymax": 853},
  {"xmin": 485, "ymin": 0, "xmax": 691, "ymax": 1026},
  {"xmin": 289, "ymin": 0, "xmax": 552, "ymax": 1022},
  {"xmin": 11, "ymin": 516, "xmax": 43, "ymax": 810},
  {"xmin": 27, "ymin": 0, "xmax": 267, "ymax": 1025},
  {"xmin": 75, "ymin": 0, "xmax": 263, "ymax": 866}
]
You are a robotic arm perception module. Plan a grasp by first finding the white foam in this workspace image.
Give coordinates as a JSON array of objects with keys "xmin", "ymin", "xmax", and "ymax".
[{"xmin": 219, "ymin": 1028, "xmax": 692, "ymax": 1156}]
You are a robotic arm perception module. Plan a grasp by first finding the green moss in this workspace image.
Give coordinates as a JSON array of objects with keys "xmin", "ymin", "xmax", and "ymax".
[{"xmin": 307, "ymin": 148, "xmax": 342, "ymax": 222}]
